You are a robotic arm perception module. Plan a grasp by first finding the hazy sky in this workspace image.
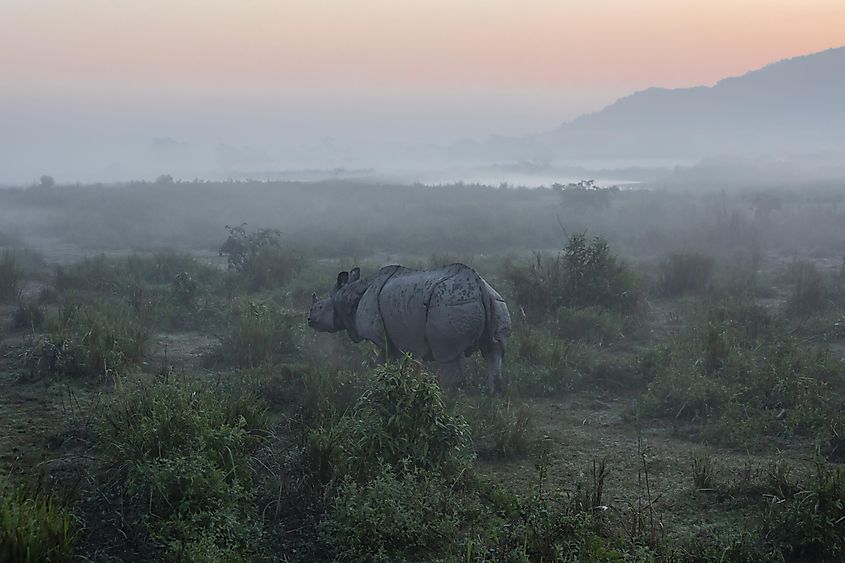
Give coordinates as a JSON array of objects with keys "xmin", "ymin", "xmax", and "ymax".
[{"xmin": 1, "ymin": 0, "xmax": 844, "ymax": 181}]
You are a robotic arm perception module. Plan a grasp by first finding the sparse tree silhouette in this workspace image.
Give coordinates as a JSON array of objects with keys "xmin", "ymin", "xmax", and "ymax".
[{"xmin": 38, "ymin": 175, "xmax": 55, "ymax": 188}]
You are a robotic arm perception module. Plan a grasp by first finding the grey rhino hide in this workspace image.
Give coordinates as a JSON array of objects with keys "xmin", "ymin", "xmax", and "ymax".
[{"xmin": 355, "ymin": 264, "xmax": 499, "ymax": 362}]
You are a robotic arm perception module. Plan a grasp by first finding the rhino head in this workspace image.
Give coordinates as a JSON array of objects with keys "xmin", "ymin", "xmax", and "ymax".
[{"xmin": 307, "ymin": 267, "xmax": 363, "ymax": 335}]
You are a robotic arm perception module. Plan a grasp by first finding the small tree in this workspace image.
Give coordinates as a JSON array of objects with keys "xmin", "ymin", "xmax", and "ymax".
[
  {"xmin": 38, "ymin": 175, "xmax": 55, "ymax": 188},
  {"xmin": 219, "ymin": 224, "xmax": 301, "ymax": 290}
]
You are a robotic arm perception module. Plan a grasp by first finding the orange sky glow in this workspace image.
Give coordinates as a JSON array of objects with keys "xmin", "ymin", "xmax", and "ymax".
[
  {"xmin": 1, "ymin": 0, "xmax": 844, "ymax": 182},
  {"xmin": 3, "ymin": 0, "xmax": 844, "ymax": 94}
]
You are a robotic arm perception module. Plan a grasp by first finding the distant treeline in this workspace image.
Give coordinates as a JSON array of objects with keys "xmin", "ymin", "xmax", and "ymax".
[{"xmin": 0, "ymin": 179, "xmax": 843, "ymax": 259}]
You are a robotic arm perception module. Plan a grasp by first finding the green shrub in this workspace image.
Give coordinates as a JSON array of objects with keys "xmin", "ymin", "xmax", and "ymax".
[
  {"xmin": 763, "ymin": 463, "xmax": 845, "ymax": 560},
  {"xmin": 316, "ymin": 467, "xmax": 463, "ymax": 562},
  {"xmin": 551, "ymin": 306, "xmax": 625, "ymax": 344},
  {"xmin": 561, "ymin": 233, "xmax": 639, "ymax": 313},
  {"xmin": 504, "ymin": 251, "xmax": 564, "ymax": 322},
  {"xmin": 469, "ymin": 490, "xmax": 622, "ymax": 562},
  {"xmin": 467, "ymin": 399, "xmax": 533, "ymax": 459},
  {"xmin": 505, "ymin": 323, "xmax": 599, "ymax": 395},
  {"xmin": 658, "ymin": 250, "xmax": 714, "ymax": 297},
  {"xmin": 22, "ymin": 300, "xmax": 150, "ymax": 380},
  {"xmin": 55, "ymin": 255, "xmax": 120, "ymax": 293},
  {"xmin": 97, "ymin": 379, "xmax": 269, "ymax": 559},
  {"xmin": 0, "ymin": 478, "xmax": 76, "ymax": 562},
  {"xmin": 315, "ymin": 360, "xmax": 470, "ymax": 481},
  {"xmin": 219, "ymin": 224, "xmax": 303, "ymax": 291},
  {"xmin": 505, "ymin": 233, "xmax": 639, "ymax": 324},
  {"xmin": 638, "ymin": 300, "xmax": 844, "ymax": 444},
  {"xmin": 219, "ymin": 299, "xmax": 299, "ymax": 368}
]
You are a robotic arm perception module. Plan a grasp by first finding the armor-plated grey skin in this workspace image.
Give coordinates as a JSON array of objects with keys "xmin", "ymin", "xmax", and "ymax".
[{"xmin": 307, "ymin": 264, "xmax": 512, "ymax": 393}]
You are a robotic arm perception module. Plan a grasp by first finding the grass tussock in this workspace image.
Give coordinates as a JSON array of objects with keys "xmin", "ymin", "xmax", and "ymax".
[{"xmin": 0, "ymin": 478, "xmax": 76, "ymax": 563}]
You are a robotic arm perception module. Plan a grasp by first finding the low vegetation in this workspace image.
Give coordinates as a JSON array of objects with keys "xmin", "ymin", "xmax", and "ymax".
[
  {"xmin": 1, "ymin": 181, "xmax": 845, "ymax": 561},
  {"xmin": 0, "ymin": 478, "xmax": 76, "ymax": 562}
]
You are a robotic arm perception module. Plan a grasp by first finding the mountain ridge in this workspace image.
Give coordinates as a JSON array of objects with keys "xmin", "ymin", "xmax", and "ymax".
[{"xmin": 454, "ymin": 45, "xmax": 845, "ymax": 161}]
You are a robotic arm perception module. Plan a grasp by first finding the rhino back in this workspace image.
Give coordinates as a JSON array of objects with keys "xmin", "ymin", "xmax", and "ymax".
[{"xmin": 354, "ymin": 264, "xmax": 505, "ymax": 361}]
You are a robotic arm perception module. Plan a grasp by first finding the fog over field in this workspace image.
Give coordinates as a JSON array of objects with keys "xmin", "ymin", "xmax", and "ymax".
[{"xmin": 2, "ymin": 2, "xmax": 845, "ymax": 561}]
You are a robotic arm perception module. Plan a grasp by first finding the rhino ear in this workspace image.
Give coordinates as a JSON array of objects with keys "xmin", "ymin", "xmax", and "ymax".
[
  {"xmin": 349, "ymin": 267, "xmax": 361, "ymax": 282},
  {"xmin": 336, "ymin": 271, "xmax": 349, "ymax": 287},
  {"xmin": 311, "ymin": 292, "xmax": 318, "ymax": 304}
]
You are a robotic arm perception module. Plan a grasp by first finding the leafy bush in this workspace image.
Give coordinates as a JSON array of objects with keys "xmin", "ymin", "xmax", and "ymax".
[
  {"xmin": 314, "ymin": 360, "xmax": 470, "ymax": 482},
  {"xmin": 763, "ymin": 463, "xmax": 845, "ymax": 560},
  {"xmin": 316, "ymin": 467, "xmax": 464, "ymax": 562},
  {"xmin": 658, "ymin": 250, "xmax": 714, "ymax": 296},
  {"xmin": 0, "ymin": 478, "xmax": 76, "ymax": 562},
  {"xmin": 220, "ymin": 223, "xmax": 303, "ymax": 290},
  {"xmin": 505, "ymin": 233, "xmax": 639, "ymax": 324},
  {"xmin": 97, "ymin": 379, "xmax": 269, "ymax": 560},
  {"xmin": 561, "ymin": 232, "xmax": 639, "ymax": 313}
]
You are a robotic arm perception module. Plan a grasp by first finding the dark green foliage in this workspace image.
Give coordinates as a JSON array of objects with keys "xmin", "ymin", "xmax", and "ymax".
[
  {"xmin": 785, "ymin": 259, "xmax": 827, "ymax": 315},
  {"xmin": 96, "ymin": 379, "xmax": 269, "ymax": 560},
  {"xmin": 763, "ymin": 463, "xmax": 845, "ymax": 560},
  {"xmin": 554, "ymin": 180, "xmax": 618, "ymax": 211},
  {"xmin": 505, "ymin": 251, "xmax": 565, "ymax": 322},
  {"xmin": 677, "ymin": 529, "xmax": 781, "ymax": 562},
  {"xmin": 638, "ymin": 300, "xmax": 845, "ymax": 444},
  {"xmin": 54, "ymin": 252, "xmax": 224, "ymax": 331},
  {"xmin": 551, "ymin": 306, "xmax": 626, "ymax": 345},
  {"xmin": 327, "ymin": 360, "xmax": 471, "ymax": 480},
  {"xmin": 658, "ymin": 250, "xmax": 714, "ymax": 296},
  {"xmin": 219, "ymin": 223, "xmax": 303, "ymax": 290},
  {"xmin": 219, "ymin": 299, "xmax": 299, "ymax": 367},
  {"xmin": 504, "ymin": 322, "xmax": 615, "ymax": 395},
  {"xmin": 467, "ymin": 398, "xmax": 534, "ymax": 459},
  {"xmin": 0, "ymin": 478, "xmax": 76, "ymax": 563},
  {"xmin": 316, "ymin": 467, "xmax": 464, "ymax": 562},
  {"xmin": 12, "ymin": 301, "xmax": 44, "ymax": 330},
  {"xmin": 505, "ymin": 233, "xmax": 639, "ymax": 325},
  {"xmin": 22, "ymin": 300, "xmax": 150, "ymax": 380},
  {"xmin": 561, "ymin": 233, "xmax": 639, "ymax": 314}
]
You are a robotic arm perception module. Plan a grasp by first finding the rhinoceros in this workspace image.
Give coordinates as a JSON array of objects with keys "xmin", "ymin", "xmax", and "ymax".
[{"xmin": 307, "ymin": 263, "xmax": 511, "ymax": 393}]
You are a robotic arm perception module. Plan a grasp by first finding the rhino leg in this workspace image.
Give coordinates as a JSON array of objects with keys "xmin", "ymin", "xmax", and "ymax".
[
  {"xmin": 482, "ymin": 342, "xmax": 505, "ymax": 395},
  {"xmin": 437, "ymin": 358, "xmax": 464, "ymax": 390}
]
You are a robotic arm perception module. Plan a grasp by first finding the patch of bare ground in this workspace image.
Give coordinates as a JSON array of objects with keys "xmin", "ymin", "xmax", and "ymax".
[{"xmin": 147, "ymin": 331, "xmax": 220, "ymax": 373}]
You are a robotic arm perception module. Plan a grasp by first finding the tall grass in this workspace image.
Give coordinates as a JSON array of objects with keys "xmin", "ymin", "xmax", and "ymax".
[
  {"xmin": 95, "ymin": 378, "xmax": 269, "ymax": 560},
  {"xmin": 0, "ymin": 478, "xmax": 76, "ymax": 562},
  {"xmin": 0, "ymin": 250, "xmax": 21, "ymax": 302}
]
